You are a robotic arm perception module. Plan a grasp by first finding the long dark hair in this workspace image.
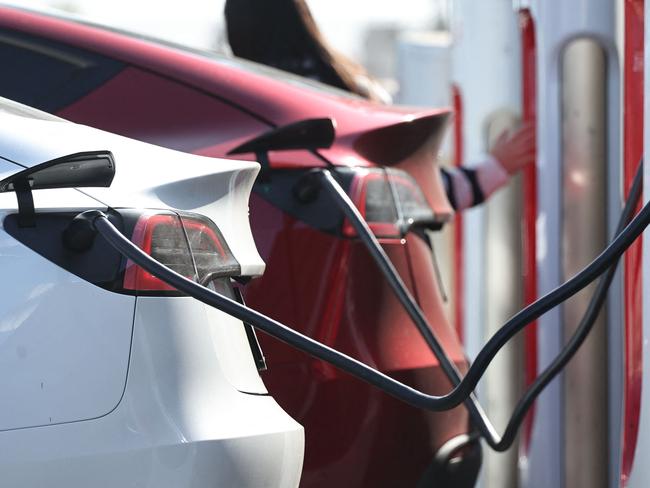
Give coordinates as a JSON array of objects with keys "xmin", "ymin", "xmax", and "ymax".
[{"xmin": 225, "ymin": 0, "xmax": 387, "ymax": 101}]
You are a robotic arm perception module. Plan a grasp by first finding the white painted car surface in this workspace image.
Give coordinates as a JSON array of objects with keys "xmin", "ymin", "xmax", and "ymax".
[{"xmin": 0, "ymin": 97, "xmax": 304, "ymax": 487}]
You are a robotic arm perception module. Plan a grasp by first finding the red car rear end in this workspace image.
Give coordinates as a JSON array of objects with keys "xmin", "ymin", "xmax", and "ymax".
[{"xmin": 0, "ymin": 7, "xmax": 479, "ymax": 486}]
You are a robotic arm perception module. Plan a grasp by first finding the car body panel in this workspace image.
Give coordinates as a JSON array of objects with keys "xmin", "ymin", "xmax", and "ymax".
[
  {"xmin": 262, "ymin": 363, "xmax": 467, "ymax": 487},
  {"xmin": 58, "ymin": 66, "xmax": 271, "ymax": 154},
  {"xmin": 247, "ymin": 196, "xmax": 469, "ymax": 485},
  {"xmin": 247, "ymin": 200, "xmax": 465, "ymax": 370},
  {"xmin": 0, "ymin": 187, "xmax": 135, "ymax": 431},
  {"xmin": 0, "ymin": 297, "xmax": 303, "ymax": 488}
]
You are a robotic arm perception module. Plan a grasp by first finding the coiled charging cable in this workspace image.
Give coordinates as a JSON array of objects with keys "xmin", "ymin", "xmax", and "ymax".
[{"xmin": 80, "ymin": 159, "xmax": 644, "ymax": 451}]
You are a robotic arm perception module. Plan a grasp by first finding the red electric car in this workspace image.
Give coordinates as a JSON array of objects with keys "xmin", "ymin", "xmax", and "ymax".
[{"xmin": 0, "ymin": 6, "xmax": 479, "ymax": 486}]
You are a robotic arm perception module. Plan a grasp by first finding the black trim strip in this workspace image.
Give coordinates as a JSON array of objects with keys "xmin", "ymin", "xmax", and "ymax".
[
  {"xmin": 459, "ymin": 167, "xmax": 485, "ymax": 206},
  {"xmin": 14, "ymin": 178, "xmax": 35, "ymax": 227}
]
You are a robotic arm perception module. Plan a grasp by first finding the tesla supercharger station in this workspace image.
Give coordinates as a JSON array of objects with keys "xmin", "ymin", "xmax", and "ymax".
[
  {"xmin": 453, "ymin": 0, "xmax": 624, "ymax": 487},
  {"xmin": 400, "ymin": 1, "xmax": 636, "ymax": 486},
  {"xmin": 628, "ymin": 2, "xmax": 650, "ymax": 487},
  {"xmin": 525, "ymin": 1, "xmax": 622, "ymax": 487}
]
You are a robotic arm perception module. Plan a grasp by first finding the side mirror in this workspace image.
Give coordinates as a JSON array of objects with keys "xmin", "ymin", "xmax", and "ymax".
[{"xmin": 0, "ymin": 150, "xmax": 115, "ymax": 227}]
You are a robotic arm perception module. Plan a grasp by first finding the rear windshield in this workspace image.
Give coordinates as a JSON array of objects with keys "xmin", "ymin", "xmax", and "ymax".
[
  {"xmin": 9, "ymin": 6, "xmax": 363, "ymax": 101},
  {"xmin": 122, "ymin": 31, "xmax": 362, "ymax": 100},
  {"xmin": 202, "ymin": 54, "xmax": 363, "ymax": 101}
]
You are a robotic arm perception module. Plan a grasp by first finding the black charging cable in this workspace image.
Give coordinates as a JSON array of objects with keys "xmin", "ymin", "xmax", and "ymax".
[
  {"xmin": 84, "ymin": 208, "xmax": 473, "ymax": 411},
  {"xmin": 489, "ymin": 159, "xmax": 643, "ymax": 449},
  {"xmin": 78, "ymin": 159, "xmax": 645, "ymax": 449},
  {"xmin": 319, "ymin": 161, "xmax": 643, "ymax": 450},
  {"xmin": 319, "ymin": 168, "xmax": 497, "ymax": 441}
]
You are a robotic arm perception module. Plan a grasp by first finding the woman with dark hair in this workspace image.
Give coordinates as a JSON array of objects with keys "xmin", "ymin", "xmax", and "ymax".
[
  {"xmin": 225, "ymin": 0, "xmax": 392, "ymax": 102},
  {"xmin": 224, "ymin": 0, "xmax": 535, "ymax": 210}
]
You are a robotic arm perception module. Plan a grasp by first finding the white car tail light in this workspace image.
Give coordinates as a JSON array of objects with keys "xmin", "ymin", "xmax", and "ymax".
[
  {"xmin": 181, "ymin": 215, "xmax": 241, "ymax": 283},
  {"xmin": 124, "ymin": 212, "xmax": 241, "ymax": 292}
]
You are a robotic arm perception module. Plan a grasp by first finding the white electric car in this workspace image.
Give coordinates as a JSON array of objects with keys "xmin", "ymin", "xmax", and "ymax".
[{"xmin": 0, "ymin": 97, "xmax": 304, "ymax": 487}]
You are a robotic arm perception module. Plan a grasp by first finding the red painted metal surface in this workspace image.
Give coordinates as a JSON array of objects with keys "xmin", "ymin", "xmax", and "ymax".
[
  {"xmin": 519, "ymin": 8, "xmax": 538, "ymax": 454},
  {"xmin": 0, "ymin": 7, "xmax": 472, "ymax": 486},
  {"xmin": 452, "ymin": 84, "xmax": 464, "ymax": 343},
  {"xmin": 246, "ymin": 196, "xmax": 466, "ymax": 371},
  {"xmin": 622, "ymin": 0, "xmax": 644, "ymax": 484},
  {"xmin": 247, "ymin": 198, "xmax": 469, "ymax": 485},
  {"xmin": 59, "ymin": 67, "xmax": 271, "ymax": 153}
]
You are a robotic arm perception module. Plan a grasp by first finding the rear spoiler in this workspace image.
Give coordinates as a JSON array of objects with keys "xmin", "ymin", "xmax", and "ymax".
[
  {"xmin": 352, "ymin": 112, "xmax": 451, "ymax": 166},
  {"xmin": 228, "ymin": 118, "xmax": 336, "ymax": 169},
  {"xmin": 228, "ymin": 112, "xmax": 454, "ymax": 221},
  {"xmin": 0, "ymin": 150, "xmax": 115, "ymax": 227},
  {"xmin": 351, "ymin": 112, "xmax": 454, "ymax": 221}
]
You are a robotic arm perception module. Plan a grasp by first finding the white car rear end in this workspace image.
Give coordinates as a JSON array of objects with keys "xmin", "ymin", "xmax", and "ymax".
[{"xmin": 0, "ymin": 98, "xmax": 304, "ymax": 487}]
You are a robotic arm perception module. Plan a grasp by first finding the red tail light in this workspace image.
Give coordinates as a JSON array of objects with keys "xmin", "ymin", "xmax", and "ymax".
[
  {"xmin": 124, "ymin": 211, "xmax": 240, "ymax": 292},
  {"xmin": 344, "ymin": 168, "xmax": 437, "ymax": 237}
]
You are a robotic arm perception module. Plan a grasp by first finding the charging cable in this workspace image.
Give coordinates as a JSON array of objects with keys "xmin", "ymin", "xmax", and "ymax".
[
  {"xmin": 319, "ymin": 161, "xmax": 643, "ymax": 449},
  {"xmin": 490, "ymin": 160, "xmax": 643, "ymax": 449},
  {"xmin": 77, "ymin": 159, "xmax": 644, "ymax": 450}
]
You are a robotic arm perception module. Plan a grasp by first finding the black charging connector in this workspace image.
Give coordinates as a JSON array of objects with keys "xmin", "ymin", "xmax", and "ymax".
[
  {"xmin": 292, "ymin": 171, "xmax": 322, "ymax": 204},
  {"xmin": 62, "ymin": 212, "xmax": 99, "ymax": 252}
]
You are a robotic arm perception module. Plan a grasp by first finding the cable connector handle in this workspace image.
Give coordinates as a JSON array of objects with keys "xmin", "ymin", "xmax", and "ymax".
[{"xmin": 62, "ymin": 209, "xmax": 106, "ymax": 252}]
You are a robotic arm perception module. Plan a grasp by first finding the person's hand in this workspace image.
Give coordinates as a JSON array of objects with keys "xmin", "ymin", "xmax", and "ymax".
[{"xmin": 490, "ymin": 123, "xmax": 536, "ymax": 174}]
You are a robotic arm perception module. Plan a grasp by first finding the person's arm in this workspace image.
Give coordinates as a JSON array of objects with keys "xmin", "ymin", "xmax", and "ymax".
[
  {"xmin": 441, "ymin": 156, "xmax": 509, "ymax": 210},
  {"xmin": 443, "ymin": 124, "xmax": 536, "ymax": 211}
]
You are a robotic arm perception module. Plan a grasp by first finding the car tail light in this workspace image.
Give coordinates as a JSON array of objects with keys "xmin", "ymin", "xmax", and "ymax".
[
  {"xmin": 343, "ymin": 168, "xmax": 437, "ymax": 237},
  {"xmin": 180, "ymin": 214, "xmax": 241, "ymax": 283},
  {"xmin": 123, "ymin": 211, "xmax": 240, "ymax": 292}
]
